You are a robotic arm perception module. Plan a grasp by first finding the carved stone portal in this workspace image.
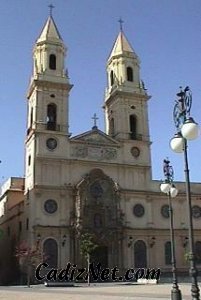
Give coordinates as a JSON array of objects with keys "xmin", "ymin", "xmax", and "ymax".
[{"xmin": 72, "ymin": 168, "xmax": 125, "ymax": 268}]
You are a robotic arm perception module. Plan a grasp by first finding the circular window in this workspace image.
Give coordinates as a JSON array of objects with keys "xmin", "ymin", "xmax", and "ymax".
[
  {"xmin": 161, "ymin": 205, "xmax": 169, "ymax": 218},
  {"xmin": 46, "ymin": 138, "xmax": 57, "ymax": 150},
  {"xmin": 192, "ymin": 205, "xmax": 201, "ymax": 219},
  {"xmin": 44, "ymin": 199, "xmax": 58, "ymax": 214},
  {"xmin": 131, "ymin": 147, "xmax": 140, "ymax": 158},
  {"xmin": 133, "ymin": 204, "xmax": 145, "ymax": 217}
]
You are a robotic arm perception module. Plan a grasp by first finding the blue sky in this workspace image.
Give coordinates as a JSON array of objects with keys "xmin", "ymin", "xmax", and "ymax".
[{"xmin": 0, "ymin": 0, "xmax": 201, "ymax": 184}]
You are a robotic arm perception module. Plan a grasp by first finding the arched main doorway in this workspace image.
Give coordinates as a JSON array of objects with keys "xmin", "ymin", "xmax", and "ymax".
[
  {"xmin": 91, "ymin": 246, "xmax": 108, "ymax": 269},
  {"xmin": 134, "ymin": 240, "xmax": 147, "ymax": 268},
  {"xmin": 43, "ymin": 238, "xmax": 58, "ymax": 268}
]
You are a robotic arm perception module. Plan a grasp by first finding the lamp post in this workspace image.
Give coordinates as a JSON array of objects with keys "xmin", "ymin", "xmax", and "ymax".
[
  {"xmin": 170, "ymin": 86, "xmax": 200, "ymax": 300},
  {"xmin": 160, "ymin": 158, "xmax": 182, "ymax": 300}
]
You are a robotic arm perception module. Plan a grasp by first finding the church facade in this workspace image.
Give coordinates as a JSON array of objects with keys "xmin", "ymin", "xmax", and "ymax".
[{"xmin": 1, "ymin": 14, "xmax": 201, "ymax": 282}]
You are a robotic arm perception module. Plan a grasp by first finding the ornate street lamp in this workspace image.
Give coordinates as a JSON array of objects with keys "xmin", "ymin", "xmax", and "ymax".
[
  {"xmin": 160, "ymin": 158, "xmax": 182, "ymax": 300},
  {"xmin": 170, "ymin": 87, "xmax": 200, "ymax": 300}
]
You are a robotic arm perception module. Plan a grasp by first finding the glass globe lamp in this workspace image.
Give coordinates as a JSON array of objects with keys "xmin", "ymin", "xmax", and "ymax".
[
  {"xmin": 170, "ymin": 185, "xmax": 178, "ymax": 198},
  {"xmin": 170, "ymin": 132, "xmax": 184, "ymax": 153},
  {"xmin": 160, "ymin": 182, "xmax": 171, "ymax": 194},
  {"xmin": 181, "ymin": 117, "xmax": 199, "ymax": 141}
]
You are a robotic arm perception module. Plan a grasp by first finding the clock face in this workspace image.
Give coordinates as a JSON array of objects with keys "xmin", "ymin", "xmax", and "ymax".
[
  {"xmin": 131, "ymin": 147, "xmax": 140, "ymax": 158},
  {"xmin": 46, "ymin": 138, "xmax": 57, "ymax": 150},
  {"xmin": 44, "ymin": 199, "xmax": 58, "ymax": 214}
]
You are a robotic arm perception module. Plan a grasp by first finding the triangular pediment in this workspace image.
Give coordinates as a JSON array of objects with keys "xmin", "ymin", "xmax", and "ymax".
[{"xmin": 71, "ymin": 128, "xmax": 119, "ymax": 146}]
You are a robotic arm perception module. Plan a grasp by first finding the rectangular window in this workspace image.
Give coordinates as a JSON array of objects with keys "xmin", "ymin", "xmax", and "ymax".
[
  {"xmin": 165, "ymin": 241, "xmax": 172, "ymax": 265},
  {"xmin": 19, "ymin": 221, "xmax": 22, "ymax": 233},
  {"xmin": 26, "ymin": 218, "xmax": 29, "ymax": 230}
]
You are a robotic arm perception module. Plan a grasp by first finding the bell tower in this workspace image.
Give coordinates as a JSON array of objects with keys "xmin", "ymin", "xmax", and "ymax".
[
  {"xmin": 27, "ymin": 14, "xmax": 72, "ymax": 136},
  {"xmin": 25, "ymin": 13, "xmax": 72, "ymax": 192},
  {"xmin": 104, "ymin": 23, "xmax": 151, "ymax": 143}
]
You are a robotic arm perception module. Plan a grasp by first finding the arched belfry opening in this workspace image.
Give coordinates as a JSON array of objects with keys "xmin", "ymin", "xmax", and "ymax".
[
  {"xmin": 27, "ymin": 107, "xmax": 34, "ymax": 135},
  {"xmin": 110, "ymin": 70, "xmax": 114, "ymax": 86},
  {"xmin": 49, "ymin": 54, "xmax": 56, "ymax": 70},
  {"xmin": 30, "ymin": 107, "xmax": 33, "ymax": 127},
  {"xmin": 72, "ymin": 169, "xmax": 125, "ymax": 269},
  {"xmin": 127, "ymin": 67, "xmax": 133, "ymax": 82},
  {"xmin": 47, "ymin": 103, "xmax": 57, "ymax": 130}
]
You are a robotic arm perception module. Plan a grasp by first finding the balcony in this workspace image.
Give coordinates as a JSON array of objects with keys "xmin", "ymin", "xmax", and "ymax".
[
  {"xmin": 26, "ymin": 122, "xmax": 68, "ymax": 135},
  {"xmin": 130, "ymin": 133, "xmax": 143, "ymax": 141}
]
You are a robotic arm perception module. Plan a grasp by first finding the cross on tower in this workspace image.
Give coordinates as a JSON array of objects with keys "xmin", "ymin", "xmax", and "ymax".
[
  {"xmin": 118, "ymin": 18, "xmax": 124, "ymax": 32},
  {"xmin": 48, "ymin": 4, "xmax": 55, "ymax": 17},
  {"xmin": 92, "ymin": 113, "xmax": 99, "ymax": 129}
]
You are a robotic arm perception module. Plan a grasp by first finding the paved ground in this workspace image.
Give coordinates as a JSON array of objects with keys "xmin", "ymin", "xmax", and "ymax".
[{"xmin": 0, "ymin": 282, "xmax": 199, "ymax": 300}]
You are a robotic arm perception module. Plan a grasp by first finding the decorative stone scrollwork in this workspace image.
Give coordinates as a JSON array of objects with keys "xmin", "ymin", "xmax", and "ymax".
[
  {"xmin": 72, "ymin": 146, "xmax": 88, "ymax": 158},
  {"xmin": 71, "ymin": 146, "xmax": 117, "ymax": 161}
]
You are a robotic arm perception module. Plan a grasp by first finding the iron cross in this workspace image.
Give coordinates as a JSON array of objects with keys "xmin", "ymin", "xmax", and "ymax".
[
  {"xmin": 92, "ymin": 113, "xmax": 99, "ymax": 128},
  {"xmin": 118, "ymin": 18, "xmax": 124, "ymax": 31},
  {"xmin": 48, "ymin": 4, "xmax": 55, "ymax": 17}
]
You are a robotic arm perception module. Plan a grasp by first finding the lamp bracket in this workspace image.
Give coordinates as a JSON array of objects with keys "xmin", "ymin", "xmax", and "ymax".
[{"xmin": 173, "ymin": 86, "xmax": 192, "ymax": 130}]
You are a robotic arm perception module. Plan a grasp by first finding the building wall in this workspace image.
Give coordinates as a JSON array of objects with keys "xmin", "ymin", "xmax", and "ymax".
[{"xmin": 0, "ymin": 178, "xmax": 25, "ymax": 284}]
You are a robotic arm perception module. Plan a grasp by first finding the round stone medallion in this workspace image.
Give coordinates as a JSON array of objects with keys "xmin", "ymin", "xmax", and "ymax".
[
  {"xmin": 161, "ymin": 205, "xmax": 169, "ymax": 218},
  {"xmin": 46, "ymin": 138, "xmax": 57, "ymax": 150},
  {"xmin": 192, "ymin": 205, "xmax": 201, "ymax": 219},
  {"xmin": 131, "ymin": 147, "xmax": 140, "ymax": 158}
]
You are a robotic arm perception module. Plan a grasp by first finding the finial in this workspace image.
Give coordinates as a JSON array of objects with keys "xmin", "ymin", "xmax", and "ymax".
[
  {"xmin": 48, "ymin": 4, "xmax": 55, "ymax": 17},
  {"xmin": 92, "ymin": 113, "xmax": 99, "ymax": 130},
  {"xmin": 118, "ymin": 18, "xmax": 124, "ymax": 32}
]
